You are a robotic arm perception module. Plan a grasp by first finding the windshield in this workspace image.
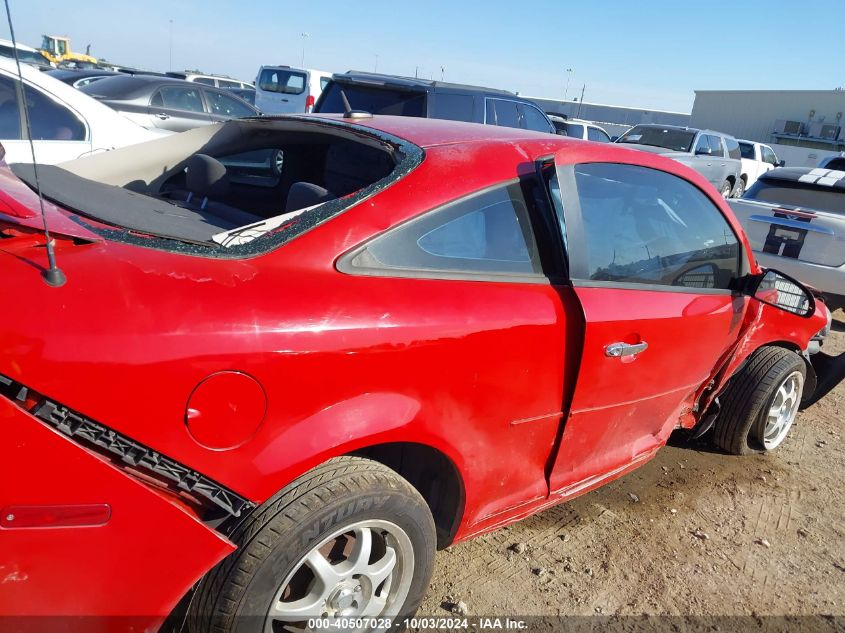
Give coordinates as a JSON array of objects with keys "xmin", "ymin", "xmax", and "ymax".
[
  {"xmin": 739, "ymin": 142, "xmax": 755, "ymax": 159},
  {"xmin": 316, "ymin": 82, "xmax": 426, "ymax": 117},
  {"xmin": 746, "ymin": 179, "xmax": 845, "ymax": 214},
  {"xmin": 617, "ymin": 125, "xmax": 695, "ymax": 152}
]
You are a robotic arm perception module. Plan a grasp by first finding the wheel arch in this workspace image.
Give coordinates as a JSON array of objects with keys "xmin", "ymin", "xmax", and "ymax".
[
  {"xmin": 723, "ymin": 340, "xmax": 816, "ymax": 404},
  {"xmin": 351, "ymin": 442, "xmax": 465, "ymax": 549}
]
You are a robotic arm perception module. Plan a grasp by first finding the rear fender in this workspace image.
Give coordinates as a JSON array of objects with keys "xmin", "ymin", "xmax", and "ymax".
[{"xmin": 0, "ymin": 400, "xmax": 235, "ymax": 625}]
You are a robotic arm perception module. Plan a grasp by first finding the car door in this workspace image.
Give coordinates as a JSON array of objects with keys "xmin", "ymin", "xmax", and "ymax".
[
  {"xmin": 691, "ymin": 133, "xmax": 717, "ymax": 184},
  {"xmin": 707, "ymin": 134, "xmax": 729, "ymax": 186},
  {"xmin": 147, "ymin": 85, "xmax": 212, "ymax": 132},
  {"xmin": 0, "ymin": 75, "xmax": 92, "ymax": 164},
  {"xmin": 547, "ymin": 159, "xmax": 747, "ymax": 494}
]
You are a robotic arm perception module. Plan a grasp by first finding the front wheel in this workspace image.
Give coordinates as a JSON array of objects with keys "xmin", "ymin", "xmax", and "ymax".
[
  {"xmin": 713, "ymin": 347, "xmax": 806, "ymax": 455},
  {"xmin": 733, "ymin": 177, "xmax": 746, "ymax": 198},
  {"xmin": 189, "ymin": 457, "xmax": 436, "ymax": 633},
  {"xmin": 720, "ymin": 180, "xmax": 734, "ymax": 198}
]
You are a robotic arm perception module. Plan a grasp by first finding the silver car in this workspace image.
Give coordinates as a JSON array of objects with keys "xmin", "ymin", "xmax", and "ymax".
[
  {"xmin": 80, "ymin": 75, "xmax": 259, "ymax": 133},
  {"xmin": 615, "ymin": 124, "xmax": 743, "ymax": 198}
]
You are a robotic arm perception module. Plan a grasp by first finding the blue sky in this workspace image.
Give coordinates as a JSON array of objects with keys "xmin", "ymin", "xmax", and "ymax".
[{"xmin": 8, "ymin": 0, "xmax": 839, "ymax": 112}]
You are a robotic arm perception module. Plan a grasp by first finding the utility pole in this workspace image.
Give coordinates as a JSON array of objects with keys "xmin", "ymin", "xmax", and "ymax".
[
  {"xmin": 168, "ymin": 19, "xmax": 173, "ymax": 71},
  {"xmin": 374, "ymin": 54, "xmax": 379, "ymax": 72},
  {"xmin": 300, "ymin": 32, "xmax": 309, "ymax": 67},
  {"xmin": 440, "ymin": 66, "xmax": 445, "ymax": 81},
  {"xmin": 577, "ymin": 84, "xmax": 585, "ymax": 118},
  {"xmin": 563, "ymin": 67, "xmax": 573, "ymax": 102}
]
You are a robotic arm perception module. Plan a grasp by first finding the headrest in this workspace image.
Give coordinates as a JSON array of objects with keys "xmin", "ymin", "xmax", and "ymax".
[
  {"xmin": 186, "ymin": 154, "xmax": 229, "ymax": 198},
  {"xmin": 286, "ymin": 182, "xmax": 334, "ymax": 211}
]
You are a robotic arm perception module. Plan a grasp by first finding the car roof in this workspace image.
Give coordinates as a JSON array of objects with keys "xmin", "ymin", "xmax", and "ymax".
[
  {"xmin": 47, "ymin": 68, "xmax": 120, "ymax": 81},
  {"xmin": 330, "ymin": 70, "xmax": 519, "ymax": 97},
  {"xmin": 79, "ymin": 74, "xmax": 216, "ymax": 99},
  {"xmin": 0, "ymin": 38, "xmax": 40, "ymax": 53},
  {"xmin": 760, "ymin": 167, "xmax": 845, "ymax": 190}
]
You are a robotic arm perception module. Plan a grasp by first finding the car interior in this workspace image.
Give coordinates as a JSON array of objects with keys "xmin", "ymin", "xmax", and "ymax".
[{"xmin": 26, "ymin": 118, "xmax": 400, "ymax": 246}]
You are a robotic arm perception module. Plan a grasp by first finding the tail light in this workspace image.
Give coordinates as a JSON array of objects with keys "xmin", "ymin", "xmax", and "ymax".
[{"xmin": 305, "ymin": 94, "xmax": 315, "ymax": 112}]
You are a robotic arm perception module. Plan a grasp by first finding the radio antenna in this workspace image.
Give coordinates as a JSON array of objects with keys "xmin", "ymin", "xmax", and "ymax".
[{"xmin": 3, "ymin": 0, "xmax": 66, "ymax": 287}]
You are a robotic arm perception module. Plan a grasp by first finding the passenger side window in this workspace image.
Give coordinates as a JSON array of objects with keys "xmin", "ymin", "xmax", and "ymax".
[
  {"xmin": 522, "ymin": 104, "xmax": 554, "ymax": 134},
  {"xmin": 432, "ymin": 93, "xmax": 474, "ymax": 122},
  {"xmin": 707, "ymin": 135, "xmax": 724, "ymax": 157},
  {"xmin": 573, "ymin": 163, "xmax": 740, "ymax": 289},
  {"xmin": 151, "ymin": 87, "xmax": 205, "ymax": 113},
  {"xmin": 205, "ymin": 90, "xmax": 255, "ymax": 118},
  {"xmin": 587, "ymin": 127, "xmax": 611, "ymax": 143},
  {"xmin": 194, "ymin": 77, "xmax": 216, "ymax": 86},
  {"xmin": 693, "ymin": 135, "xmax": 710, "ymax": 155},
  {"xmin": 24, "ymin": 85, "xmax": 86, "ymax": 141},
  {"xmin": 350, "ymin": 183, "xmax": 542, "ymax": 276},
  {"xmin": 0, "ymin": 75, "xmax": 21, "ymax": 140},
  {"xmin": 725, "ymin": 137, "xmax": 742, "ymax": 160},
  {"xmin": 487, "ymin": 99, "xmax": 520, "ymax": 129},
  {"xmin": 762, "ymin": 146, "xmax": 778, "ymax": 165}
]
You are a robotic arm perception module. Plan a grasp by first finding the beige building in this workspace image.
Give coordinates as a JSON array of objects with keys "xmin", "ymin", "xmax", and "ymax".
[{"xmin": 690, "ymin": 90, "xmax": 845, "ymax": 166}]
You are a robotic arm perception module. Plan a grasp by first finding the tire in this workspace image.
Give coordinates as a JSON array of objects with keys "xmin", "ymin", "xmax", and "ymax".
[
  {"xmin": 733, "ymin": 177, "xmax": 746, "ymax": 198},
  {"xmin": 713, "ymin": 347, "xmax": 806, "ymax": 455},
  {"xmin": 189, "ymin": 456, "xmax": 436, "ymax": 633},
  {"xmin": 720, "ymin": 180, "xmax": 733, "ymax": 198}
]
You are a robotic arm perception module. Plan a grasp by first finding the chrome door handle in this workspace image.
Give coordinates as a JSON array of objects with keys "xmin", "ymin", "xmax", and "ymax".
[
  {"xmin": 156, "ymin": 112, "xmax": 170, "ymax": 120},
  {"xmin": 605, "ymin": 341, "xmax": 648, "ymax": 357}
]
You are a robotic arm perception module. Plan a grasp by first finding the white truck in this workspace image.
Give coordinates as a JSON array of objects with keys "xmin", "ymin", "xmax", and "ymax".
[{"xmin": 736, "ymin": 140, "xmax": 782, "ymax": 197}]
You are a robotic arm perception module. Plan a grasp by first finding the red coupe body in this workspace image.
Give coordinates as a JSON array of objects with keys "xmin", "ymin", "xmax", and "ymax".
[{"xmin": 0, "ymin": 115, "xmax": 828, "ymax": 628}]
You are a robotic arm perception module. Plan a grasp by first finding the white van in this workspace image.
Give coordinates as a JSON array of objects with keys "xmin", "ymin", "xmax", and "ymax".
[{"xmin": 254, "ymin": 66, "xmax": 331, "ymax": 114}]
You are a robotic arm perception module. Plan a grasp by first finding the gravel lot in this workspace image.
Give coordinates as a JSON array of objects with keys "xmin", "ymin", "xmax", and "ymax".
[{"xmin": 419, "ymin": 311, "xmax": 845, "ymax": 627}]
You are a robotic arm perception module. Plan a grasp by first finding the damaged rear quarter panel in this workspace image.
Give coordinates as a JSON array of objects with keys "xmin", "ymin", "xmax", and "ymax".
[{"xmin": 0, "ymin": 399, "xmax": 235, "ymax": 624}]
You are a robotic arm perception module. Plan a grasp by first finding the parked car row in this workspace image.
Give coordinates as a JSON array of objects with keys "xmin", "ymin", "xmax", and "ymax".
[{"xmin": 0, "ymin": 57, "xmax": 164, "ymax": 164}]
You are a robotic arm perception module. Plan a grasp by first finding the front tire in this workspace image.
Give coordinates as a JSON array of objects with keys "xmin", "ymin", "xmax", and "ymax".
[
  {"xmin": 713, "ymin": 347, "xmax": 806, "ymax": 455},
  {"xmin": 189, "ymin": 457, "xmax": 436, "ymax": 633},
  {"xmin": 720, "ymin": 180, "xmax": 733, "ymax": 198}
]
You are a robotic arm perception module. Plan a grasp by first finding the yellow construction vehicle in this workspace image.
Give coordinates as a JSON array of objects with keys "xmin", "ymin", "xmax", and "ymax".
[{"xmin": 38, "ymin": 35, "xmax": 97, "ymax": 65}]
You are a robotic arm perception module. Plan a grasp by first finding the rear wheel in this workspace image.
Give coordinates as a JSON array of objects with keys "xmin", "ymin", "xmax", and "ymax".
[
  {"xmin": 713, "ymin": 347, "xmax": 806, "ymax": 455},
  {"xmin": 720, "ymin": 180, "xmax": 733, "ymax": 198},
  {"xmin": 189, "ymin": 457, "xmax": 436, "ymax": 633},
  {"xmin": 733, "ymin": 177, "xmax": 746, "ymax": 198}
]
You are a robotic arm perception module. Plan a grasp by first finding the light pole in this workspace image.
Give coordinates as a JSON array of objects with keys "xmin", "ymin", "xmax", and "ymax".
[
  {"xmin": 300, "ymin": 32, "xmax": 309, "ymax": 67},
  {"xmin": 563, "ymin": 67, "xmax": 573, "ymax": 103},
  {"xmin": 374, "ymin": 54, "xmax": 379, "ymax": 72},
  {"xmin": 168, "ymin": 19, "xmax": 173, "ymax": 71}
]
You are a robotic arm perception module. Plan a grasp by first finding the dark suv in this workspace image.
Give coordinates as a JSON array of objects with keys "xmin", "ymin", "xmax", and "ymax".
[{"xmin": 314, "ymin": 71, "xmax": 555, "ymax": 134}]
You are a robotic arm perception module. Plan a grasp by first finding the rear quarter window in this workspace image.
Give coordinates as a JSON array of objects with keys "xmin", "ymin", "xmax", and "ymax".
[{"xmin": 345, "ymin": 182, "xmax": 543, "ymax": 278}]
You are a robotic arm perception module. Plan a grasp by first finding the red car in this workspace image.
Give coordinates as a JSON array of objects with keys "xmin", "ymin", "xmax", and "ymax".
[{"xmin": 0, "ymin": 114, "xmax": 836, "ymax": 632}]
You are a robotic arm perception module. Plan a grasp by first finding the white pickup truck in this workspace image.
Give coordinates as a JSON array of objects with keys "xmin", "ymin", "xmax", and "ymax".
[{"xmin": 736, "ymin": 140, "xmax": 782, "ymax": 197}]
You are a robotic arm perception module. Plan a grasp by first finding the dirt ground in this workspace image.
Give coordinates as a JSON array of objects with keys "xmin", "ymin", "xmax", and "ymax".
[{"xmin": 418, "ymin": 312, "xmax": 845, "ymax": 626}]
